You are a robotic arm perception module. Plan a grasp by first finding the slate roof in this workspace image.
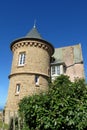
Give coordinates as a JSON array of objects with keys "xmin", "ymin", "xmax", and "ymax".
[
  {"xmin": 51, "ymin": 48, "xmax": 64, "ymax": 65},
  {"xmin": 25, "ymin": 26, "xmax": 42, "ymax": 39},
  {"xmin": 10, "ymin": 25, "xmax": 54, "ymax": 55},
  {"xmin": 51, "ymin": 44, "xmax": 83, "ymax": 65}
]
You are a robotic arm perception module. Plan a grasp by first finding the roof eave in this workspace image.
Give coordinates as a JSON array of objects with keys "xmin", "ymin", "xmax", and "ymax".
[{"xmin": 10, "ymin": 37, "xmax": 54, "ymax": 55}]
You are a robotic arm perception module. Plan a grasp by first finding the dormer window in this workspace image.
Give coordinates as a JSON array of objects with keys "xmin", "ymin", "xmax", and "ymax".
[
  {"xmin": 51, "ymin": 64, "xmax": 65, "ymax": 81},
  {"xmin": 51, "ymin": 65, "xmax": 60, "ymax": 76},
  {"xmin": 18, "ymin": 52, "xmax": 26, "ymax": 66}
]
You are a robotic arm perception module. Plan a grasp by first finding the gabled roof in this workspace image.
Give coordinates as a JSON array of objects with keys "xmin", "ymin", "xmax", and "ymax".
[
  {"xmin": 25, "ymin": 25, "xmax": 42, "ymax": 39},
  {"xmin": 51, "ymin": 44, "xmax": 83, "ymax": 65},
  {"xmin": 53, "ymin": 48, "xmax": 63, "ymax": 63}
]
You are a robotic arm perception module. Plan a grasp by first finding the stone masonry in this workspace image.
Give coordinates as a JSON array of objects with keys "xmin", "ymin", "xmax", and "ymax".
[
  {"xmin": 5, "ymin": 27, "xmax": 54, "ymax": 124},
  {"xmin": 4, "ymin": 26, "xmax": 85, "ymax": 124}
]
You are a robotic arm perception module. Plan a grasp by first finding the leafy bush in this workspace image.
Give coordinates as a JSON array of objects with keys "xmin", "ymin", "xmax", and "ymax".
[{"xmin": 19, "ymin": 75, "xmax": 87, "ymax": 130}]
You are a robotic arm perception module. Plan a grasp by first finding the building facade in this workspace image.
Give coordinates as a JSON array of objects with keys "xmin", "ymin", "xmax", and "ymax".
[
  {"xmin": 51, "ymin": 44, "xmax": 84, "ymax": 81},
  {"xmin": 5, "ymin": 26, "xmax": 84, "ymax": 124}
]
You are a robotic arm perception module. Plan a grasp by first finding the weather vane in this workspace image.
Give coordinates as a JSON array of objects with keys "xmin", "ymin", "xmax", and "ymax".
[{"xmin": 34, "ymin": 20, "xmax": 36, "ymax": 28}]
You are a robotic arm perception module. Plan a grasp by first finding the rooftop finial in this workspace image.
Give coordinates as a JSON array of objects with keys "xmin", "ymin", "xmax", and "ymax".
[{"xmin": 33, "ymin": 20, "xmax": 36, "ymax": 28}]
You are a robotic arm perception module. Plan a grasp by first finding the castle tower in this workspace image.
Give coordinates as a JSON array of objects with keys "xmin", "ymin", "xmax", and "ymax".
[{"xmin": 5, "ymin": 25, "xmax": 54, "ymax": 124}]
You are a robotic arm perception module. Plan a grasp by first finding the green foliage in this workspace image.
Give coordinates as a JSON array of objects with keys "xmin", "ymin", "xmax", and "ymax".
[
  {"xmin": 18, "ymin": 75, "xmax": 87, "ymax": 130},
  {"xmin": 0, "ymin": 121, "xmax": 8, "ymax": 129}
]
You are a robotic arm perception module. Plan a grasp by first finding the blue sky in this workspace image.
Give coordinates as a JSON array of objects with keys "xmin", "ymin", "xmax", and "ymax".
[{"xmin": 0, "ymin": 0, "xmax": 87, "ymax": 108}]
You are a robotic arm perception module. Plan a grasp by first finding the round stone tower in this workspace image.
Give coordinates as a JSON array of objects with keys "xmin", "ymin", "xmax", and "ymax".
[{"xmin": 5, "ymin": 25, "xmax": 54, "ymax": 124}]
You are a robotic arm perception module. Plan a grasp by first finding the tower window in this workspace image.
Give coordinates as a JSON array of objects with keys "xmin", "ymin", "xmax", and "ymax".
[
  {"xmin": 18, "ymin": 52, "xmax": 26, "ymax": 66},
  {"xmin": 16, "ymin": 84, "xmax": 20, "ymax": 94},
  {"xmin": 35, "ymin": 75, "xmax": 39, "ymax": 86}
]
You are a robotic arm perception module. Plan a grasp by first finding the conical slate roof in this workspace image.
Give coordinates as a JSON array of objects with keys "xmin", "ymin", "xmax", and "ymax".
[
  {"xmin": 10, "ymin": 25, "xmax": 54, "ymax": 55},
  {"xmin": 25, "ymin": 25, "xmax": 42, "ymax": 39}
]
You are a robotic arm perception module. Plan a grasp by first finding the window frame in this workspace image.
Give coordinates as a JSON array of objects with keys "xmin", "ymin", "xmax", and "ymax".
[
  {"xmin": 16, "ymin": 84, "xmax": 20, "ymax": 94},
  {"xmin": 18, "ymin": 52, "xmax": 26, "ymax": 66},
  {"xmin": 35, "ymin": 75, "xmax": 39, "ymax": 86},
  {"xmin": 51, "ymin": 65, "xmax": 60, "ymax": 76}
]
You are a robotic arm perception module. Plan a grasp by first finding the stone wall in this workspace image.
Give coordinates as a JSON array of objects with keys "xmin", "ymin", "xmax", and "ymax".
[
  {"xmin": 5, "ymin": 39, "xmax": 53, "ymax": 124},
  {"xmin": 62, "ymin": 44, "xmax": 84, "ymax": 81}
]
